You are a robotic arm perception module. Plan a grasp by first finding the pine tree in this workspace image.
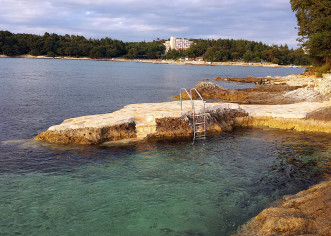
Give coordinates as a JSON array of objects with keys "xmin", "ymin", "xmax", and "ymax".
[{"xmin": 290, "ymin": 0, "xmax": 331, "ymax": 67}]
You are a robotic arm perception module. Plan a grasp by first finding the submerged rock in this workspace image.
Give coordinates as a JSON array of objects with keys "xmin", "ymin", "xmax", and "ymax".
[{"xmin": 234, "ymin": 180, "xmax": 331, "ymax": 236}]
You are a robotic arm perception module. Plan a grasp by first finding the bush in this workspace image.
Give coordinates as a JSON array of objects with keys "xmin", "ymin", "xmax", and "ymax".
[
  {"xmin": 316, "ymin": 64, "xmax": 330, "ymax": 77},
  {"xmin": 304, "ymin": 64, "xmax": 330, "ymax": 77}
]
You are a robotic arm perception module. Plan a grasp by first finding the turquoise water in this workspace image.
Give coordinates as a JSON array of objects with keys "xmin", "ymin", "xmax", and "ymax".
[
  {"xmin": 1, "ymin": 129, "xmax": 330, "ymax": 235},
  {"xmin": 1, "ymin": 58, "xmax": 328, "ymax": 235}
]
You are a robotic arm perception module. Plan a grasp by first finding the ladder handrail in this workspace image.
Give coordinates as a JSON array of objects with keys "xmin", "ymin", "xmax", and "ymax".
[
  {"xmin": 179, "ymin": 88, "xmax": 206, "ymax": 140},
  {"xmin": 180, "ymin": 88, "xmax": 194, "ymax": 111},
  {"xmin": 190, "ymin": 88, "xmax": 206, "ymax": 140},
  {"xmin": 190, "ymin": 88, "xmax": 205, "ymax": 119},
  {"xmin": 190, "ymin": 88, "xmax": 204, "ymax": 102}
]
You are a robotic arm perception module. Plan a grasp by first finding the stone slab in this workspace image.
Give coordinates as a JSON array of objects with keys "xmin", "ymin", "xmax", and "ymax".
[
  {"xmin": 48, "ymin": 101, "xmax": 239, "ymax": 132},
  {"xmin": 241, "ymin": 102, "xmax": 328, "ymax": 119}
]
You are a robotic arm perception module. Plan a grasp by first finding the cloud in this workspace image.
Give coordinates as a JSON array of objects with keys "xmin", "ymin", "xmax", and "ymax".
[
  {"xmin": 0, "ymin": 0, "xmax": 300, "ymax": 48},
  {"xmin": 87, "ymin": 16, "xmax": 160, "ymax": 32}
]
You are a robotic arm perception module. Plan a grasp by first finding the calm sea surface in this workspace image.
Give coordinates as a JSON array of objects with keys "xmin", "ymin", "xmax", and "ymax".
[{"xmin": 1, "ymin": 58, "xmax": 330, "ymax": 235}]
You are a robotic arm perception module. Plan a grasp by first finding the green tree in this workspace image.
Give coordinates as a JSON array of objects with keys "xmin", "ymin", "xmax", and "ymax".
[
  {"xmin": 291, "ymin": 48, "xmax": 311, "ymax": 65},
  {"xmin": 203, "ymin": 47, "xmax": 221, "ymax": 62},
  {"xmin": 163, "ymin": 49, "xmax": 182, "ymax": 60},
  {"xmin": 89, "ymin": 46, "xmax": 106, "ymax": 58},
  {"xmin": 243, "ymin": 50, "xmax": 254, "ymax": 62},
  {"xmin": 278, "ymin": 44, "xmax": 290, "ymax": 65},
  {"xmin": 290, "ymin": 0, "xmax": 331, "ymax": 67},
  {"xmin": 231, "ymin": 52, "xmax": 241, "ymax": 61}
]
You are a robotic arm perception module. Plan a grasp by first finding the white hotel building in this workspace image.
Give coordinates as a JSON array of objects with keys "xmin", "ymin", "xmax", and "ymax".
[{"xmin": 164, "ymin": 37, "xmax": 194, "ymax": 52}]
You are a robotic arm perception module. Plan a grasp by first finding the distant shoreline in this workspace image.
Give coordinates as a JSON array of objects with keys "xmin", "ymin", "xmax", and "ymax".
[{"xmin": 0, "ymin": 54, "xmax": 307, "ymax": 68}]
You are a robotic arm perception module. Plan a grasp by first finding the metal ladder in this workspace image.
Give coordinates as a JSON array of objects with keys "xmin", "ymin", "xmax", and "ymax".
[{"xmin": 180, "ymin": 88, "xmax": 206, "ymax": 140}]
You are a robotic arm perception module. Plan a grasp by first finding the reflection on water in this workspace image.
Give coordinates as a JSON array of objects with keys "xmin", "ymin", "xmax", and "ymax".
[{"xmin": 1, "ymin": 128, "xmax": 330, "ymax": 235}]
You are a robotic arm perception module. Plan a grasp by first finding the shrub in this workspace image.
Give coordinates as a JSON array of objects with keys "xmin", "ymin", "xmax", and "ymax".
[{"xmin": 316, "ymin": 64, "xmax": 330, "ymax": 77}]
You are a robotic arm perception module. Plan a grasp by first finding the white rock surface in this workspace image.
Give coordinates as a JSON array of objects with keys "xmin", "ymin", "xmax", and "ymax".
[
  {"xmin": 48, "ymin": 100, "xmax": 329, "ymax": 133},
  {"xmin": 39, "ymin": 99, "xmax": 331, "ymax": 143},
  {"xmin": 308, "ymin": 78, "xmax": 331, "ymax": 96},
  {"xmin": 281, "ymin": 74, "xmax": 313, "ymax": 86},
  {"xmin": 241, "ymin": 102, "xmax": 327, "ymax": 119},
  {"xmin": 48, "ymin": 101, "xmax": 239, "ymax": 138},
  {"xmin": 283, "ymin": 87, "xmax": 323, "ymax": 102}
]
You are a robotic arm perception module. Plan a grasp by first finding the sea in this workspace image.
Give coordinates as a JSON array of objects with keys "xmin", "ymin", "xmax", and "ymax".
[{"xmin": 0, "ymin": 58, "xmax": 330, "ymax": 235}]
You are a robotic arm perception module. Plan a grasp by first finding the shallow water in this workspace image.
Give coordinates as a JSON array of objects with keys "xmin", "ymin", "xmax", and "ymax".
[
  {"xmin": 1, "ymin": 59, "xmax": 328, "ymax": 235},
  {"xmin": 1, "ymin": 129, "xmax": 330, "ymax": 235}
]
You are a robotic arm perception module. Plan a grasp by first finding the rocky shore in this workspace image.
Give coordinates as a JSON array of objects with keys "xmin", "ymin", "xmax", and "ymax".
[
  {"xmin": 234, "ymin": 179, "xmax": 331, "ymax": 236},
  {"xmin": 35, "ymin": 73, "xmax": 331, "ymax": 235},
  {"xmin": 177, "ymin": 74, "xmax": 331, "ymax": 105},
  {"xmin": 35, "ymin": 102, "xmax": 246, "ymax": 144},
  {"xmin": 35, "ymin": 99, "xmax": 331, "ymax": 145},
  {"xmin": 36, "ymin": 74, "xmax": 331, "ymax": 144}
]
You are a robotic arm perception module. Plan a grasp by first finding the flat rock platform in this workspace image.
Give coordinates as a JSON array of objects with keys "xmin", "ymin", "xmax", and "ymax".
[{"xmin": 35, "ymin": 101, "xmax": 331, "ymax": 145}]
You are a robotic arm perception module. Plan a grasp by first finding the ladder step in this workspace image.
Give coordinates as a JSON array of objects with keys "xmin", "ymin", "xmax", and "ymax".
[{"xmin": 180, "ymin": 87, "xmax": 207, "ymax": 142}]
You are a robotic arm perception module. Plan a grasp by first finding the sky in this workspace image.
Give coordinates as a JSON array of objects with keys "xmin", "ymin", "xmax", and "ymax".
[{"xmin": 0, "ymin": 0, "xmax": 301, "ymax": 48}]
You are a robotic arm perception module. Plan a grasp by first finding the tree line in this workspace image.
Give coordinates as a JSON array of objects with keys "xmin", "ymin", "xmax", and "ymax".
[
  {"xmin": 0, "ymin": 30, "xmax": 311, "ymax": 65},
  {"xmin": 164, "ymin": 39, "xmax": 310, "ymax": 65},
  {"xmin": 0, "ymin": 31, "xmax": 164, "ymax": 59}
]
